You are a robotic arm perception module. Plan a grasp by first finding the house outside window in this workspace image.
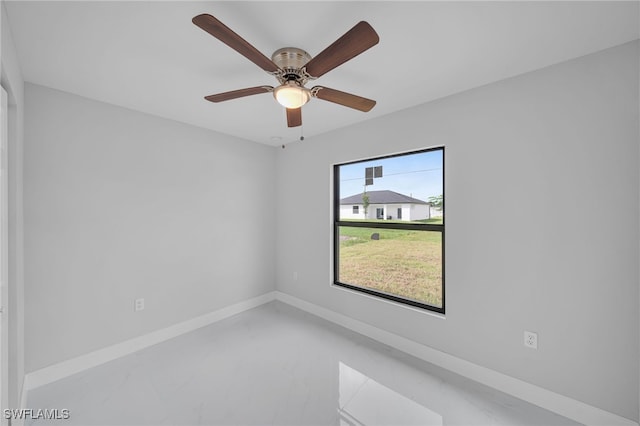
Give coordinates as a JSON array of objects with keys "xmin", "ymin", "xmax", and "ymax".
[{"xmin": 334, "ymin": 147, "xmax": 444, "ymax": 313}]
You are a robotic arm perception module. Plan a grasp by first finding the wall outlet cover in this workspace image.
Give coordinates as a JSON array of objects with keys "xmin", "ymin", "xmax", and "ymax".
[
  {"xmin": 134, "ymin": 298, "xmax": 145, "ymax": 312},
  {"xmin": 524, "ymin": 331, "xmax": 538, "ymax": 349}
]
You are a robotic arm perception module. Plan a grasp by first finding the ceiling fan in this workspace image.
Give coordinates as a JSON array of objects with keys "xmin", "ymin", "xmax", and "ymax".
[{"xmin": 192, "ymin": 13, "xmax": 379, "ymax": 128}]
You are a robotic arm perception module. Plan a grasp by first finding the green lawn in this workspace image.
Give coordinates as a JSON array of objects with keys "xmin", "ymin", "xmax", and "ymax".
[{"xmin": 338, "ymin": 225, "xmax": 442, "ymax": 307}]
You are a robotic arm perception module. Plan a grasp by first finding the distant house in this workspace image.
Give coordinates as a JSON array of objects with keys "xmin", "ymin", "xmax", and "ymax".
[{"xmin": 340, "ymin": 190, "xmax": 440, "ymax": 221}]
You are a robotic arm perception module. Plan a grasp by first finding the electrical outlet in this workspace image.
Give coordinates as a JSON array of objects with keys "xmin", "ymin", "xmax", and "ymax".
[
  {"xmin": 524, "ymin": 331, "xmax": 538, "ymax": 349},
  {"xmin": 293, "ymin": 272, "xmax": 298, "ymax": 281},
  {"xmin": 134, "ymin": 298, "xmax": 145, "ymax": 312}
]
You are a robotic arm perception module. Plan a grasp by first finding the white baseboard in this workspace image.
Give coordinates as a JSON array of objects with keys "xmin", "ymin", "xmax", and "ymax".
[
  {"xmin": 23, "ymin": 292, "xmax": 276, "ymax": 392},
  {"xmin": 12, "ymin": 376, "xmax": 29, "ymax": 426},
  {"xmin": 274, "ymin": 291, "xmax": 638, "ymax": 426},
  {"xmin": 20, "ymin": 290, "xmax": 637, "ymax": 426}
]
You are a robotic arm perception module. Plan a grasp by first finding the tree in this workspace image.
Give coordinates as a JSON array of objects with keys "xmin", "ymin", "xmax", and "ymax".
[
  {"xmin": 362, "ymin": 192, "xmax": 370, "ymax": 219},
  {"xmin": 428, "ymin": 194, "xmax": 443, "ymax": 210}
]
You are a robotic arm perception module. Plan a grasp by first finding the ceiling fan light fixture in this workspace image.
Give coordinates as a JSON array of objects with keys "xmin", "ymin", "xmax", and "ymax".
[{"xmin": 273, "ymin": 81, "xmax": 310, "ymax": 109}]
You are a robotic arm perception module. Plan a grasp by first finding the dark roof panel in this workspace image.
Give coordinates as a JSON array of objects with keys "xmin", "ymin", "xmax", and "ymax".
[{"xmin": 340, "ymin": 190, "xmax": 428, "ymax": 205}]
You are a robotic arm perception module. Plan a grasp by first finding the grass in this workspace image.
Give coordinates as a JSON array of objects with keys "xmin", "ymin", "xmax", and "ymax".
[{"xmin": 338, "ymin": 225, "xmax": 442, "ymax": 307}]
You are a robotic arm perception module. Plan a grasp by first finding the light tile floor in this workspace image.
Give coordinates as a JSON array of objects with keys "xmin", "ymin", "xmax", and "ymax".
[{"xmin": 27, "ymin": 301, "xmax": 581, "ymax": 425}]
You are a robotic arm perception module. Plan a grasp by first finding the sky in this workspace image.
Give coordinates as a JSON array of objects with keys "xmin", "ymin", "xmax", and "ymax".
[{"xmin": 338, "ymin": 149, "xmax": 443, "ymax": 202}]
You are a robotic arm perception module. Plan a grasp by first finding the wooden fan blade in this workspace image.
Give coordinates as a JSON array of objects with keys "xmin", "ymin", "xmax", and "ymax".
[
  {"xmin": 304, "ymin": 21, "xmax": 379, "ymax": 78},
  {"xmin": 286, "ymin": 108, "xmax": 302, "ymax": 127},
  {"xmin": 205, "ymin": 86, "xmax": 273, "ymax": 103},
  {"xmin": 193, "ymin": 14, "xmax": 280, "ymax": 73},
  {"xmin": 312, "ymin": 86, "xmax": 376, "ymax": 112}
]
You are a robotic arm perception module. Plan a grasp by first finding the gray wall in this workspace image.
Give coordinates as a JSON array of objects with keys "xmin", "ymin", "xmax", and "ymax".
[
  {"xmin": 16, "ymin": 33, "xmax": 639, "ymax": 422},
  {"xmin": 24, "ymin": 84, "xmax": 277, "ymax": 372},
  {"xmin": 2, "ymin": 0, "xmax": 25, "ymax": 411},
  {"xmin": 276, "ymin": 41, "xmax": 639, "ymax": 421}
]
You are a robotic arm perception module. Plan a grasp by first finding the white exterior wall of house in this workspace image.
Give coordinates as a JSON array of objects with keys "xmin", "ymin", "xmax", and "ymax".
[
  {"xmin": 377, "ymin": 203, "xmax": 430, "ymax": 221},
  {"xmin": 339, "ymin": 205, "xmax": 366, "ymax": 220},
  {"xmin": 341, "ymin": 203, "xmax": 431, "ymax": 221},
  {"xmin": 410, "ymin": 204, "xmax": 430, "ymax": 220}
]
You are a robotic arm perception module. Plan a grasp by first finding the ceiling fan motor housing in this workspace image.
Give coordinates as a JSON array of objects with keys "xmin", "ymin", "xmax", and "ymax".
[{"xmin": 271, "ymin": 47, "xmax": 313, "ymax": 85}]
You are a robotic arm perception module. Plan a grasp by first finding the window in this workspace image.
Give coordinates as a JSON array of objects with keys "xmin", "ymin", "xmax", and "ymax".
[
  {"xmin": 334, "ymin": 148, "xmax": 444, "ymax": 313},
  {"xmin": 353, "ymin": 206, "xmax": 359, "ymax": 214}
]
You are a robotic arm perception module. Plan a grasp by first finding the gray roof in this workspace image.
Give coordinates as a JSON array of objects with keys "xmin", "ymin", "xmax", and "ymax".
[{"xmin": 340, "ymin": 190, "xmax": 428, "ymax": 205}]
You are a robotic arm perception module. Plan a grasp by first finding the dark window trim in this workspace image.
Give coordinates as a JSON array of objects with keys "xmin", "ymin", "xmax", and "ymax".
[
  {"xmin": 333, "ymin": 147, "xmax": 445, "ymax": 314},
  {"xmin": 335, "ymin": 220, "xmax": 442, "ymax": 232}
]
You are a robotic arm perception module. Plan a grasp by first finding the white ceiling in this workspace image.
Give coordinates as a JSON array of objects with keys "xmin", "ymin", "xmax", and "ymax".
[{"xmin": 5, "ymin": 1, "xmax": 639, "ymax": 146}]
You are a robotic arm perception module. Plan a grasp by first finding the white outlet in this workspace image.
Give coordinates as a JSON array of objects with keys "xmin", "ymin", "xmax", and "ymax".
[
  {"xmin": 134, "ymin": 298, "xmax": 145, "ymax": 312},
  {"xmin": 293, "ymin": 272, "xmax": 298, "ymax": 281},
  {"xmin": 524, "ymin": 331, "xmax": 538, "ymax": 349}
]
